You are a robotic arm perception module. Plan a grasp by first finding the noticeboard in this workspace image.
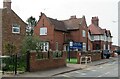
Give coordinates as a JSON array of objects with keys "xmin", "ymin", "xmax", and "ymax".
[{"xmin": 69, "ymin": 42, "xmax": 82, "ymax": 49}]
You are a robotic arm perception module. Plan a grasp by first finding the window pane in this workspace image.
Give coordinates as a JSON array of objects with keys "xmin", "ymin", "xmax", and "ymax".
[
  {"xmin": 12, "ymin": 24, "xmax": 20, "ymax": 33},
  {"xmin": 83, "ymin": 43, "xmax": 86, "ymax": 51},
  {"xmin": 56, "ymin": 42, "xmax": 58, "ymax": 51},
  {"xmin": 40, "ymin": 27, "xmax": 47, "ymax": 35},
  {"xmin": 82, "ymin": 30, "xmax": 86, "ymax": 37}
]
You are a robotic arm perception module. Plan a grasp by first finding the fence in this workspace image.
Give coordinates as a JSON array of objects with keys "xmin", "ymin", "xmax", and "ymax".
[{"xmin": 1, "ymin": 53, "xmax": 27, "ymax": 74}]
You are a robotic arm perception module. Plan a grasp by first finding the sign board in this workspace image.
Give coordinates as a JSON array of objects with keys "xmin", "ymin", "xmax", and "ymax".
[
  {"xmin": 69, "ymin": 41, "xmax": 73, "ymax": 47},
  {"xmin": 70, "ymin": 42, "xmax": 82, "ymax": 49}
]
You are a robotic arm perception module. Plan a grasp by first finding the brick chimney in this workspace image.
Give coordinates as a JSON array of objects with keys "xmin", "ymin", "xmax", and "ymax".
[
  {"xmin": 70, "ymin": 15, "xmax": 76, "ymax": 19},
  {"xmin": 3, "ymin": 0, "xmax": 12, "ymax": 9},
  {"xmin": 91, "ymin": 16, "xmax": 99, "ymax": 26}
]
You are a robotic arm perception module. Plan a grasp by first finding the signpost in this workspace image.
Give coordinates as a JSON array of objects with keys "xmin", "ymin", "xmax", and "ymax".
[
  {"xmin": 68, "ymin": 42, "xmax": 82, "ymax": 62},
  {"xmin": 69, "ymin": 42, "xmax": 83, "ymax": 49}
]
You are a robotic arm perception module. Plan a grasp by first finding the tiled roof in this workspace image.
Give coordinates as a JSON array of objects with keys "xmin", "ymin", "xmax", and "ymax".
[
  {"xmin": 48, "ymin": 16, "xmax": 82, "ymax": 31},
  {"xmin": 63, "ymin": 18, "xmax": 82, "ymax": 30},
  {"xmin": 88, "ymin": 24, "xmax": 104, "ymax": 35},
  {"xmin": 48, "ymin": 18, "xmax": 67, "ymax": 32},
  {"xmin": 3, "ymin": 0, "xmax": 11, "ymax": 2}
]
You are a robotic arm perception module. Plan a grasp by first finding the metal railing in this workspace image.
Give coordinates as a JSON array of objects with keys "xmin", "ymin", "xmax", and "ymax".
[{"xmin": 80, "ymin": 56, "xmax": 92, "ymax": 64}]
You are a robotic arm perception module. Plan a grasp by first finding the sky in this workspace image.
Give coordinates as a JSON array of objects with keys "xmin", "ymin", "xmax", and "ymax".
[{"xmin": 0, "ymin": 0, "xmax": 119, "ymax": 45}]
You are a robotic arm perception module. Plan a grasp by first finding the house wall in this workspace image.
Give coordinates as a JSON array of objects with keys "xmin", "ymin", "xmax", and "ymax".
[
  {"xmin": 88, "ymin": 38, "xmax": 93, "ymax": 51},
  {"xmin": 70, "ymin": 30, "xmax": 80, "ymax": 42},
  {"xmin": 54, "ymin": 30, "xmax": 65, "ymax": 50},
  {"xmin": 0, "ymin": 9, "xmax": 2, "ymax": 55},
  {"xmin": 68, "ymin": 20, "xmax": 89, "ymax": 51},
  {"xmin": 79, "ymin": 27, "xmax": 88, "ymax": 50},
  {"xmin": 2, "ymin": 9, "xmax": 26, "ymax": 54},
  {"xmin": 34, "ymin": 14, "xmax": 67, "ymax": 51},
  {"xmin": 34, "ymin": 14, "xmax": 55, "ymax": 50}
]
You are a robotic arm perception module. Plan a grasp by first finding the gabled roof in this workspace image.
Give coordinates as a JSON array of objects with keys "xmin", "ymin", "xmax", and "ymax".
[
  {"xmin": 63, "ymin": 18, "xmax": 82, "ymax": 30},
  {"xmin": 88, "ymin": 24, "xmax": 104, "ymax": 35},
  {"xmin": 39, "ymin": 13, "xmax": 86, "ymax": 32},
  {"xmin": 48, "ymin": 18, "xmax": 67, "ymax": 32}
]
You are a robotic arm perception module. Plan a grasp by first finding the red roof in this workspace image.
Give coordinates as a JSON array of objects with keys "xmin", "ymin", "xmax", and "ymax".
[
  {"xmin": 63, "ymin": 18, "xmax": 82, "ymax": 30},
  {"xmin": 88, "ymin": 24, "xmax": 104, "ymax": 35}
]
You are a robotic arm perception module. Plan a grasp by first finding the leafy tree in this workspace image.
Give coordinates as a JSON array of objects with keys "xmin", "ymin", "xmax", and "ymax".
[
  {"xmin": 21, "ymin": 36, "xmax": 44, "ymax": 55},
  {"xmin": 26, "ymin": 16, "xmax": 37, "ymax": 36},
  {"xmin": 4, "ymin": 42, "xmax": 16, "ymax": 55}
]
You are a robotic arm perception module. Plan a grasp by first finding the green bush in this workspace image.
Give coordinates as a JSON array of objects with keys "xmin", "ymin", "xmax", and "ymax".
[{"xmin": 53, "ymin": 51, "xmax": 63, "ymax": 58}]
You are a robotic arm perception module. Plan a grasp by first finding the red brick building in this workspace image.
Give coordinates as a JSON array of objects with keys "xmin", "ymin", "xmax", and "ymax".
[
  {"xmin": 88, "ymin": 17, "xmax": 112, "ymax": 51},
  {"xmin": 34, "ymin": 13, "xmax": 92, "ymax": 52},
  {"xmin": 0, "ymin": 0, "xmax": 26, "ymax": 55}
]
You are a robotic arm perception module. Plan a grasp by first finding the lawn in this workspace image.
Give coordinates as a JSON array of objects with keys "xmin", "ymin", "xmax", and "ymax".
[{"xmin": 66, "ymin": 58, "xmax": 77, "ymax": 64}]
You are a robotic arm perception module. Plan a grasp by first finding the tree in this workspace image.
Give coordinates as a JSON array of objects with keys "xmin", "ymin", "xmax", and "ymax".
[
  {"xmin": 21, "ymin": 36, "xmax": 44, "ymax": 55},
  {"xmin": 4, "ymin": 42, "xmax": 16, "ymax": 55},
  {"xmin": 26, "ymin": 16, "xmax": 37, "ymax": 36}
]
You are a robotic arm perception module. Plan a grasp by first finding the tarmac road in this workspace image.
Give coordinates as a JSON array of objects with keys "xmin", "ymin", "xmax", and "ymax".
[{"xmin": 54, "ymin": 57, "xmax": 118, "ymax": 77}]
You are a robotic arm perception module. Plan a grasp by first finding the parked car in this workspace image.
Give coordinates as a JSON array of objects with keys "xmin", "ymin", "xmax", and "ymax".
[
  {"xmin": 114, "ymin": 50, "xmax": 120, "ymax": 55},
  {"xmin": 103, "ymin": 50, "xmax": 110, "ymax": 59}
]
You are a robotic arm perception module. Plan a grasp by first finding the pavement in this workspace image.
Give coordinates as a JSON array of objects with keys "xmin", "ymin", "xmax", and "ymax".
[{"xmin": 1, "ymin": 56, "xmax": 118, "ymax": 77}]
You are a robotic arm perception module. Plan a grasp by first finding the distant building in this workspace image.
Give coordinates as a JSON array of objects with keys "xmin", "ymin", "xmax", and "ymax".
[
  {"xmin": 0, "ymin": 0, "xmax": 26, "ymax": 55},
  {"xmin": 34, "ymin": 13, "xmax": 92, "ymax": 52},
  {"xmin": 111, "ymin": 45, "xmax": 120, "ymax": 52},
  {"xmin": 88, "ymin": 17, "xmax": 112, "ymax": 51}
]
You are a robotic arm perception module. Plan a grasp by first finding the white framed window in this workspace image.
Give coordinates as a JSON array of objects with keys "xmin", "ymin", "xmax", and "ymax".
[
  {"xmin": 103, "ymin": 44, "xmax": 106, "ymax": 50},
  {"xmin": 88, "ymin": 32, "xmax": 91, "ymax": 40},
  {"xmin": 82, "ymin": 30, "xmax": 86, "ymax": 37},
  {"xmin": 91, "ymin": 36, "xmax": 94, "ymax": 41},
  {"xmin": 83, "ymin": 43, "xmax": 86, "ymax": 51},
  {"xmin": 12, "ymin": 24, "xmax": 20, "ymax": 34},
  {"xmin": 108, "ymin": 45, "xmax": 110, "ymax": 50},
  {"xmin": 101, "ymin": 35, "xmax": 104, "ymax": 41},
  {"xmin": 40, "ymin": 27, "xmax": 47, "ymax": 35},
  {"xmin": 94, "ymin": 35, "xmax": 99, "ymax": 40},
  {"xmin": 41, "ymin": 42, "xmax": 49, "ymax": 52},
  {"xmin": 56, "ymin": 42, "xmax": 58, "ymax": 51}
]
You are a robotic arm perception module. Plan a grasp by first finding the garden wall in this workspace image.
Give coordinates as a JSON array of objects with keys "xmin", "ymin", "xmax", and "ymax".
[
  {"xmin": 69, "ymin": 51, "xmax": 77, "ymax": 58},
  {"xmin": 75, "ymin": 51, "xmax": 102, "ymax": 64},
  {"xmin": 81, "ymin": 51, "xmax": 102, "ymax": 61},
  {"xmin": 29, "ymin": 51, "xmax": 67, "ymax": 72}
]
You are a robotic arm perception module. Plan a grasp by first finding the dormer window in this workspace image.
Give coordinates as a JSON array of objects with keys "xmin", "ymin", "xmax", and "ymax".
[{"xmin": 12, "ymin": 24, "xmax": 20, "ymax": 34}]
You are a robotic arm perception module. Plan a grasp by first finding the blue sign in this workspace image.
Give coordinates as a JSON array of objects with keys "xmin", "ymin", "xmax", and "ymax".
[{"xmin": 70, "ymin": 42, "xmax": 82, "ymax": 49}]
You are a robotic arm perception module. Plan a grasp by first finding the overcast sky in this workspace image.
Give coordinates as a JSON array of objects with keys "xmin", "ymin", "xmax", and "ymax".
[{"xmin": 0, "ymin": 0, "xmax": 119, "ymax": 45}]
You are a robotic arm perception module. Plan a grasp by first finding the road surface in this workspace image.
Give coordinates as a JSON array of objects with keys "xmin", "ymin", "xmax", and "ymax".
[{"xmin": 55, "ymin": 58, "xmax": 118, "ymax": 77}]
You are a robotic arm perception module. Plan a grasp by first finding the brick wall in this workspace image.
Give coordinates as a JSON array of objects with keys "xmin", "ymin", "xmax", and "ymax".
[
  {"xmin": 54, "ymin": 30, "xmax": 65, "ymax": 50},
  {"xmin": 93, "ymin": 41, "xmax": 105, "ymax": 50},
  {"xmin": 82, "ymin": 52, "xmax": 101, "ymax": 61},
  {"xmin": 29, "ymin": 51, "xmax": 67, "ymax": 72},
  {"xmin": 0, "ymin": 9, "xmax": 2, "ymax": 55},
  {"xmin": 34, "ymin": 14, "xmax": 55, "ymax": 50},
  {"xmin": 67, "ymin": 51, "xmax": 78, "ymax": 58},
  {"xmin": 2, "ymin": 9, "xmax": 26, "ymax": 54},
  {"xmin": 88, "ymin": 38, "xmax": 93, "ymax": 51}
]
